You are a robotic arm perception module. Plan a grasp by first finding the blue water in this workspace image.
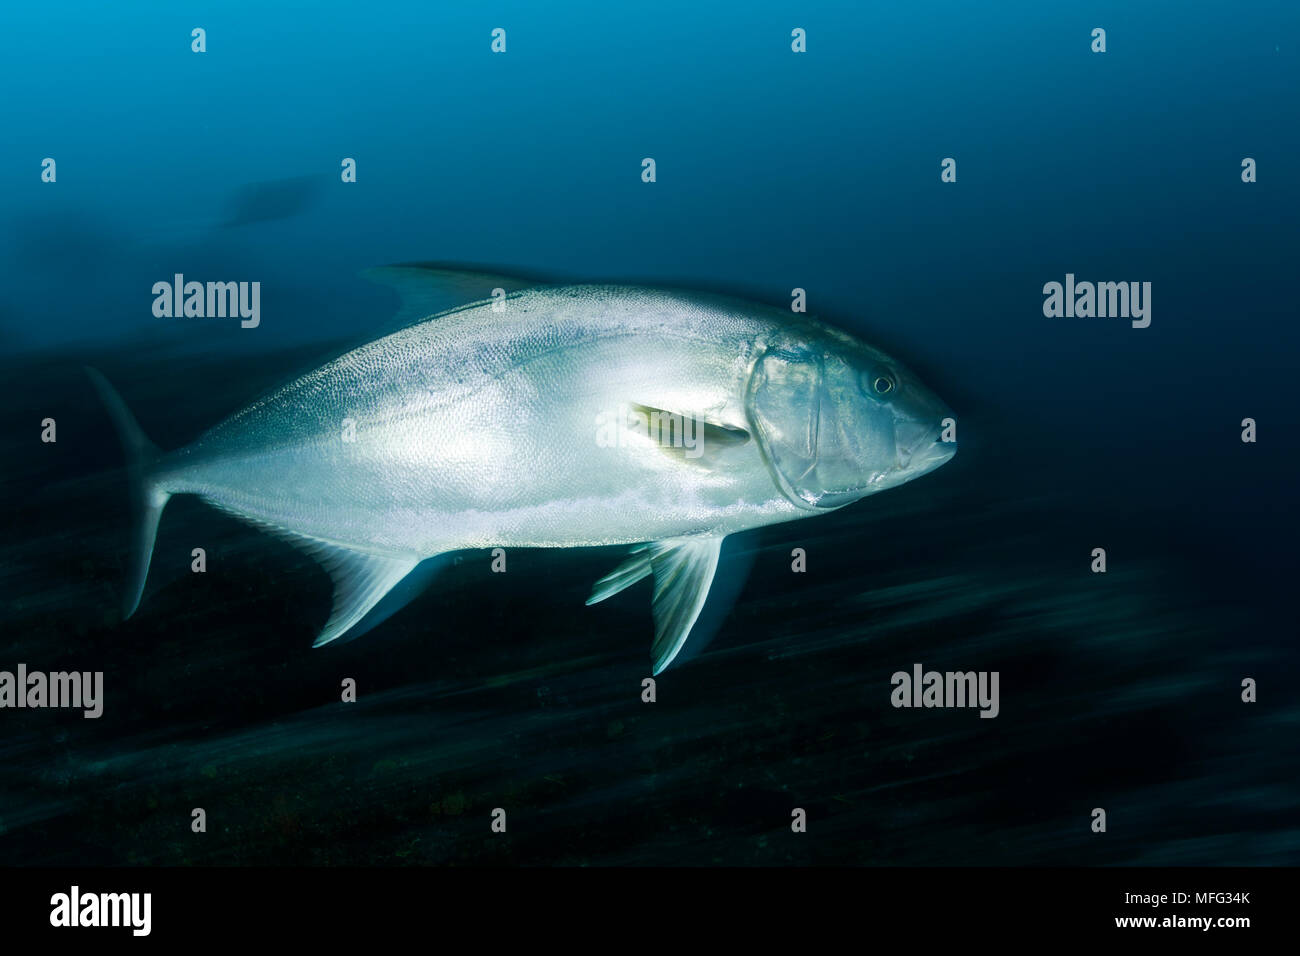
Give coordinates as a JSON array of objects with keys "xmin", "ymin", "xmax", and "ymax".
[{"xmin": 1, "ymin": 1, "xmax": 1296, "ymax": 865}]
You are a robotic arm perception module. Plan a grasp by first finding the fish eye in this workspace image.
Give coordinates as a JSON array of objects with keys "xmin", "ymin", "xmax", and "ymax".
[{"xmin": 862, "ymin": 368, "xmax": 897, "ymax": 399}]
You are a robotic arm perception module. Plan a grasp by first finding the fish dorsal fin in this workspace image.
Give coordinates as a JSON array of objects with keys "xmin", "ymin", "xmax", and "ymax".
[
  {"xmin": 306, "ymin": 545, "xmax": 421, "ymax": 647},
  {"xmin": 588, "ymin": 537, "xmax": 725, "ymax": 674},
  {"xmin": 362, "ymin": 262, "xmax": 551, "ymax": 327}
]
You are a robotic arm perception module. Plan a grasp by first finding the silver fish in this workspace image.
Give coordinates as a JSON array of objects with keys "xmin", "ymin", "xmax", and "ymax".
[{"xmin": 89, "ymin": 266, "xmax": 956, "ymax": 674}]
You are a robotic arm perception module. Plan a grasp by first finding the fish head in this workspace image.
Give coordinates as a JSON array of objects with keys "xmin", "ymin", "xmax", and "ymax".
[{"xmin": 746, "ymin": 327, "xmax": 956, "ymax": 510}]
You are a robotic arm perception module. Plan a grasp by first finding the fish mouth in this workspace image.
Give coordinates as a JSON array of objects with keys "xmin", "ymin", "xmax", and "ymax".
[
  {"xmin": 769, "ymin": 424, "xmax": 957, "ymax": 510},
  {"xmin": 896, "ymin": 421, "xmax": 956, "ymax": 472},
  {"xmin": 910, "ymin": 438, "xmax": 957, "ymax": 472}
]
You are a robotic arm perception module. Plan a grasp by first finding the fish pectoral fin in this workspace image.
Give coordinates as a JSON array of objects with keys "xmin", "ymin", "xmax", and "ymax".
[
  {"xmin": 309, "ymin": 546, "xmax": 421, "ymax": 648},
  {"xmin": 646, "ymin": 536, "xmax": 725, "ymax": 675},
  {"xmin": 625, "ymin": 402, "xmax": 750, "ymax": 468},
  {"xmin": 362, "ymin": 262, "xmax": 552, "ymax": 327}
]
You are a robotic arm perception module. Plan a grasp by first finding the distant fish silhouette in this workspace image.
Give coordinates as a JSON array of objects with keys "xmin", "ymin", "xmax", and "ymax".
[{"xmin": 221, "ymin": 175, "xmax": 322, "ymax": 228}]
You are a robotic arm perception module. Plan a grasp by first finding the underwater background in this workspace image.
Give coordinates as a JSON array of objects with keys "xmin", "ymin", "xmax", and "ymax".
[{"xmin": 1, "ymin": 0, "xmax": 1297, "ymax": 865}]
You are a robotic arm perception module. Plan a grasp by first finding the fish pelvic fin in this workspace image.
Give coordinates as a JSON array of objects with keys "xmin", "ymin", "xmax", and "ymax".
[
  {"xmin": 648, "ymin": 537, "xmax": 724, "ymax": 674},
  {"xmin": 85, "ymin": 367, "xmax": 170, "ymax": 620},
  {"xmin": 585, "ymin": 546, "xmax": 653, "ymax": 606},
  {"xmin": 589, "ymin": 537, "xmax": 726, "ymax": 675}
]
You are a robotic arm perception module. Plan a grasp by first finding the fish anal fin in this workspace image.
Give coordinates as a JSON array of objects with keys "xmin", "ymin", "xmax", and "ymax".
[
  {"xmin": 308, "ymin": 545, "xmax": 421, "ymax": 647},
  {"xmin": 194, "ymin": 502, "xmax": 431, "ymax": 647},
  {"xmin": 339, "ymin": 553, "xmax": 449, "ymax": 643}
]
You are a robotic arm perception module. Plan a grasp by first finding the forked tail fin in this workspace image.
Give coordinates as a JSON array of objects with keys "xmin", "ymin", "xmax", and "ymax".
[{"xmin": 85, "ymin": 367, "xmax": 171, "ymax": 618}]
